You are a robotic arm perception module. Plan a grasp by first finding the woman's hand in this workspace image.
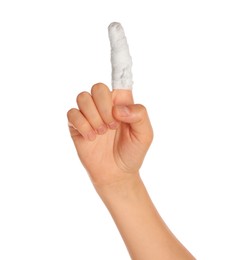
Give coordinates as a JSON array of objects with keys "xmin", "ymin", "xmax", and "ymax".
[{"xmin": 67, "ymin": 83, "xmax": 153, "ymax": 189}]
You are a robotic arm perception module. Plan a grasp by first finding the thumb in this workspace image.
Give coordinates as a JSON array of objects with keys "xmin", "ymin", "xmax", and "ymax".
[{"xmin": 113, "ymin": 104, "xmax": 153, "ymax": 144}]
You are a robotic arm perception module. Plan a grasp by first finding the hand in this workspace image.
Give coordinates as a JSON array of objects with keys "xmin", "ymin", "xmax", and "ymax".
[{"xmin": 67, "ymin": 83, "xmax": 153, "ymax": 189}]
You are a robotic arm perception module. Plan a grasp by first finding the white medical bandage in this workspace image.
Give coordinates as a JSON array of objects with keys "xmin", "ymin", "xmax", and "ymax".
[{"xmin": 108, "ymin": 22, "xmax": 133, "ymax": 90}]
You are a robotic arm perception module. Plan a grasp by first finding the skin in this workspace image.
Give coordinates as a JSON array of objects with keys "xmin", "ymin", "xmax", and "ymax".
[{"xmin": 67, "ymin": 83, "xmax": 195, "ymax": 260}]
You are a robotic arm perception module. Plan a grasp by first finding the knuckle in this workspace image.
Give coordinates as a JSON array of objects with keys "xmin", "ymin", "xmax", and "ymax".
[
  {"xmin": 76, "ymin": 91, "xmax": 90, "ymax": 105},
  {"xmin": 148, "ymin": 128, "xmax": 154, "ymax": 144},
  {"xmin": 137, "ymin": 104, "xmax": 147, "ymax": 116},
  {"xmin": 91, "ymin": 83, "xmax": 108, "ymax": 95},
  {"xmin": 67, "ymin": 108, "xmax": 77, "ymax": 120},
  {"xmin": 143, "ymin": 127, "xmax": 154, "ymax": 146}
]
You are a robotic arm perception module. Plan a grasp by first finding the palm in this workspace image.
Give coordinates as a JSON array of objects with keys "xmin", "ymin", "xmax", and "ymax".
[{"xmin": 71, "ymin": 121, "xmax": 145, "ymax": 185}]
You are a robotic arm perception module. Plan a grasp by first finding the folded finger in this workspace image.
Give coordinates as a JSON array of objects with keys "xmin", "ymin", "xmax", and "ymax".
[
  {"xmin": 76, "ymin": 91, "xmax": 107, "ymax": 135},
  {"xmin": 67, "ymin": 108, "xmax": 96, "ymax": 141},
  {"xmin": 91, "ymin": 83, "xmax": 119, "ymax": 129}
]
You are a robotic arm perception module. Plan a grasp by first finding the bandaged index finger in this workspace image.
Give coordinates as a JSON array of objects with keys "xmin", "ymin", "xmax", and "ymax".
[{"xmin": 108, "ymin": 22, "xmax": 133, "ymax": 90}]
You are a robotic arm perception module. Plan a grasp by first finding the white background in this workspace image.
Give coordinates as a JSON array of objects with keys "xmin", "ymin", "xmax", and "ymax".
[{"xmin": 0, "ymin": 0, "xmax": 244, "ymax": 259}]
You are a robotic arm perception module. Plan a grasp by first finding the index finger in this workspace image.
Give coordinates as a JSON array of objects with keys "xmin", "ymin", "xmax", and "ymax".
[
  {"xmin": 108, "ymin": 22, "xmax": 134, "ymax": 104},
  {"xmin": 108, "ymin": 22, "xmax": 133, "ymax": 91}
]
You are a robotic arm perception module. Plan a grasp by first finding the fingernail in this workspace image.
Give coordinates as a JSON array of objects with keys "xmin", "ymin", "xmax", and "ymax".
[
  {"xmin": 116, "ymin": 106, "xmax": 130, "ymax": 117},
  {"xmin": 108, "ymin": 121, "xmax": 119, "ymax": 129},
  {"xmin": 97, "ymin": 125, "xmax": 107, "ymax": 135},
  {"xmin": 87, "ymin": 131, "xmax": 96, "ymax": 141}
]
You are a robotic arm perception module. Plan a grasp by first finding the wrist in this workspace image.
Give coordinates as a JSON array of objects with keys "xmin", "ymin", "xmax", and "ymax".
[{"xmin": 94, "ymin": 172, "xmax": 142, "ymax": 201}]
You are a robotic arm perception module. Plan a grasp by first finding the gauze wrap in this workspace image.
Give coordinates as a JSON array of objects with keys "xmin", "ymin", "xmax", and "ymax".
[{"xmin": 108, "ymin": 22, "xmax": 133, "ymax": 90}]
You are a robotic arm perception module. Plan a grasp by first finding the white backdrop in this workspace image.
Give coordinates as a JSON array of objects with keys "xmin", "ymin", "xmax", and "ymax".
[{"xmin": 0, "ymin": 0, "xmax": 244, "ymax": 259}]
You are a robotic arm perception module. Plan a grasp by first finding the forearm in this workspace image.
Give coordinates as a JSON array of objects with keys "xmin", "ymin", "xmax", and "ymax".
[{"xmin": 95, "ymin": 174, "xmax": 195, "ymax": 260}]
